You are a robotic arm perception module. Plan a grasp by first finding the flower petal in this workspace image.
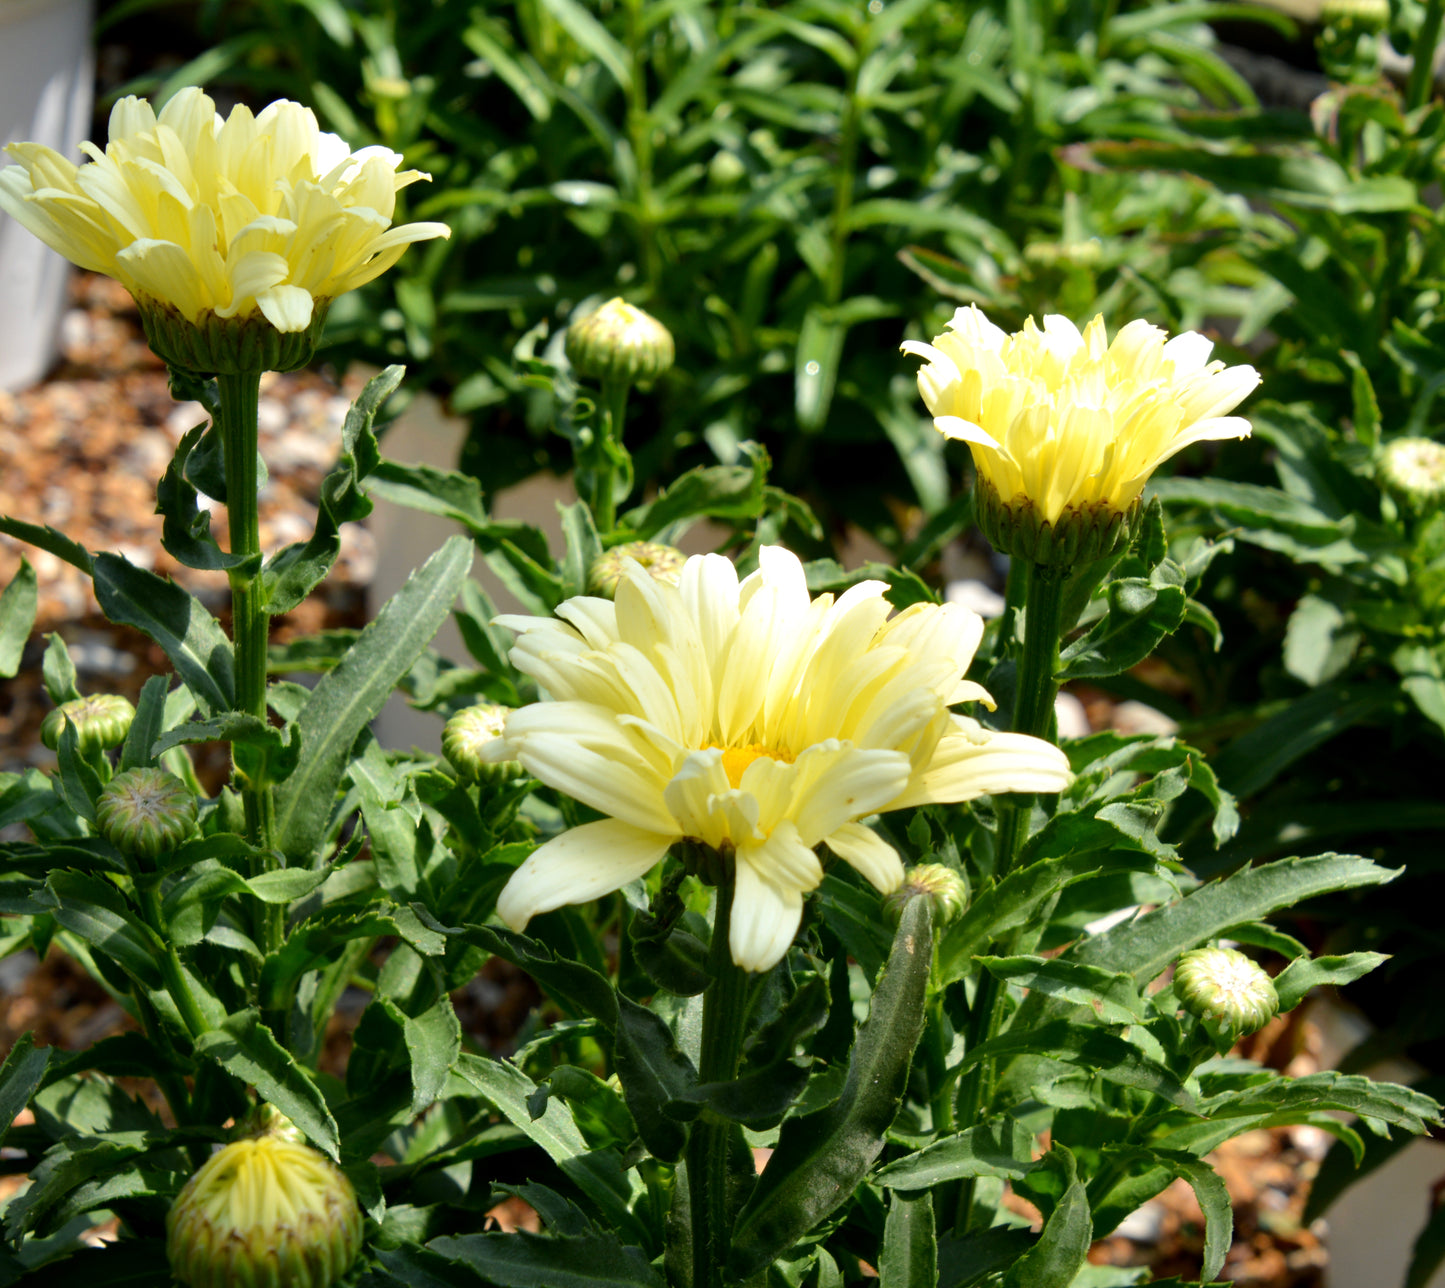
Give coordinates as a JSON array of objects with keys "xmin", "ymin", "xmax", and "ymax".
[
  {"xmin": 496, "ymin": 818, "xmax": 673, "ymax": 931},
  {"xmin": 825, "ymin": 821, "xmax": 904, "ymax": 894}
]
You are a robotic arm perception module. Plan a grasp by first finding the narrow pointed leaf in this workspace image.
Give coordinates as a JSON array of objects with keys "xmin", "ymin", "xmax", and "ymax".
[
  {"xmin": 275, "ymin": 536, "xmax": 472, "ymax": 860},
  {"xmin": 0, "ymin": 558, "xmax": 37, "ymax": 678}
]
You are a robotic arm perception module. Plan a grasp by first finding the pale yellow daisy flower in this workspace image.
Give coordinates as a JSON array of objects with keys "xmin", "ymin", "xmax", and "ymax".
[
  {"xmin": 902, "ymin": 305, "xmax": 1260, "ymax": 527},
  {"xmin": 0, "ymin": 87, "xmax": 449, "ymax": 335},
  {"xmin": 486, "ymin": 546, "xmax": 1072, "ymax": 972}
]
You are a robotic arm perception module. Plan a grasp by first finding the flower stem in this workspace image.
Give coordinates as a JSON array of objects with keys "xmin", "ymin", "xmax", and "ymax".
[
  {"xmin": 215, "ymin": 372, "xmax": 282, "ymax": 956},
  {"xmin": 688, "ymin": 877, "xmax": 750, "ymax": 1288},
  {"xmin": 136, "ymin": 876, "xmax": 210, "ymax": 1042},
  {"xmin": 591, "ymin": 378, "xmax": 631, "ymax": 534},
  {"xmin": 955, "ymin": 560, "xmax": 1068, "ymax": 1231}
]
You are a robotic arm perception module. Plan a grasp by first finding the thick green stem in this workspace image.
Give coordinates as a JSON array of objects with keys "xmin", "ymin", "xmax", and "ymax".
[
  {"xmin": 137, "ymin": 878, "xmax": 210, "ymax": 1042},
  {"xmin": 954, "ymin": 561, "xmax": 1069, "ymax": 1231},
  {"xmin": 687, "ymin": 878, "xmax": 750, "ymax": 1288},
  {"xmin": 215, "ymin": 372, "xmax": 282, "ymax": 956},
  {"xmin": 1407, "ymin": 0, "xmax": 1444, "ymax": 111},
  {"xmin": 591, "ymin": 379, "xmax": 631, "ymax": 534}
]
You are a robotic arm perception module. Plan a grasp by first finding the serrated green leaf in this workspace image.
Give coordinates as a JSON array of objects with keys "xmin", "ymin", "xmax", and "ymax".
[
  {"xmin": 1274, "ymin": 952, "xmax": 1388, "ymax": 1013},
  {"xmin": 195, "ymin": 1009, "xmax": 340, "ymax": 1159},
  {"xmin": 1057, "ymin": 575, "xmax": 1187, "ymax": 681},
  {"xmin": 0, "ymin": 1035, "xmax": 50, "ymax": 1148},
  {"xmin": 613, "ymin": 995, "xmax": 694, "ymax": 1162},
  {"xmin": 37, "ymin": 871, "xmax": 162, "ymax": 988},
  {"xmin": 978, "ymin": 956, "xmax": 1147, "ymax": 1024},
  {"xmin": 404, "ymin": 995, "xmax": 462, "ymax": 1116},
  {"xmin": 275, "ymin": 536, "xmax": 472, "ymax": 861},
  {"xmin": 877, "ymin": 1115, "xmax": 1037, "ymax": 1188},
  {"xmin": 0, "ymin": 516, "xmax": 94, "ymax": 577},
  {"xmin": 453, "ymin": 1053, "xmax": 642, "ymax": 1243},
  {"xmin": 119, "ymin": 675, "xmax": 170, "ymax": 772}
]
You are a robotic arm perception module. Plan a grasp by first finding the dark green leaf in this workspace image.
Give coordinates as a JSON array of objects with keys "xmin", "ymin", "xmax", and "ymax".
[
  {"xmin": 404, "ymin": 995, "xmax": 462, "ymax": 1116},
  {"xmin": 0, "ymin": 1035, "xmax": 50, "ymax": 1148},
  {"xmin": 91, "ymin": 554, "xmax": 234, "ymax": 717},
  {"xmin": 195, "ymin": 1008, "xmax": 340, "ymax": 1159},
  {"xmin": 261, "ymin": 366, "xmax": 396, "ymax": 615},
  {"xmin": 0, "ymin": 516, "xmax": 94, "ymax": 577},
  {"xmin": 613, "ymin": 995, "xmax": 694, "ymax": 1161},
  {"xmin": 120, "ymin": 675, "xmax": 170, "ymax": 772},
  {"xmin": 157, "ymin": 423, "xmax": 258, "ymax": 572},
  {"xmin": 37, "ymin": 871, "xmax": 162, "ymax": 988},
  {"xmin": 977, "ymin": 956, "xmax": 1147, "ymax": 1024},
  {"xmin": 1003, "ymin": 1146, "xmax": 1091, "ymax": 1288},
  {"xmin": 422, "ymin": 1230, "xmax": 664, "ymax": 1288},
  {"xmin": 1056, "ymin": 574, "xmax": 1188, "ymax": 681},
  {"xmin": 879, "ymin": 1189, "xmax": 935, "ymax": 1288},
  {"xmin": 960, "ymin": 1021, "xmax": 1196, "ymax": 1113}
]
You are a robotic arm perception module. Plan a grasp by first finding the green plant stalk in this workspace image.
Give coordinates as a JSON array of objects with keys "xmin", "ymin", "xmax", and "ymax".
[
  {"xmin": 136, "ymin": 877, "xmax": 210, "ymax": 1043},
  {"xmin": 1407, "ymin": 0, "xmax": 1445, "ymax": 111},
  {"xmin": 954, "ymin": 559, "xmax": 1068, "ymax": 1231},
  {"xmin": 591, "ymin": 378, "xmax": 631, "ymax": 534},
  {"xmin": 688, "ymin": 875, "xmax": 750, "ymax": 1288},
  {"xmin": 216, "ymin": 371, "xmax": 283, "ymax": 959},
  {"xmin": 622, "ymin": 0, "xmax": 662, "ymax": 294}
]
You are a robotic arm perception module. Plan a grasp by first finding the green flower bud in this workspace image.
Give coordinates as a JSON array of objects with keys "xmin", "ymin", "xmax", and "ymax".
[
  {"xmin": 565, "ymin": 297, "xmax": 675, "ymax": 385},
  {"xmin": 94, "ymin": 767, "xmax": 197, "ymax": 860},
  {"xmin": 1320, "ymin": 0, "xmax": 1390, "ymax": 29},
  {"xmin": 1175, "ymin": 946, "xmax": 1279, "ymax": 1039},
  {"xmin": 40, "ymin": 693, "xmax": 136, "ymax": 753},
  {"xmin": 884, "ymin": 863, "xmax": 969, "ymax": 926},
  {"xmin": 167, "ymin": 1119, "xmax": 362, "ymax": 1288},
  {"xmin": 588, "ymin": 541, "xmax": 687, "ymax": 598},
  {"xmin": 1378, "ymin": 437, "xmax": 1445, "ymax": 514},
  {"xmin": 442, "ymin": 704, "xmax": 525, "ymax": 785}
]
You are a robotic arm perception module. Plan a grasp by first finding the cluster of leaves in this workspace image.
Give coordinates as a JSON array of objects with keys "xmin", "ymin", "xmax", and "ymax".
[
  {"xmin": 101, "ymin": 0, "xmax": 1281, "ymax": 537},
  {"xmin": 1066, "ymin": 21, "xmax": 1445, "ymax": 1087}
]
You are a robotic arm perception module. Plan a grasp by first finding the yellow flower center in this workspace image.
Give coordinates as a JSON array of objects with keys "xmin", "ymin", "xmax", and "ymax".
[{"xmin": 709, "ymin": 742, "xmax": 793, "ymax": 788}]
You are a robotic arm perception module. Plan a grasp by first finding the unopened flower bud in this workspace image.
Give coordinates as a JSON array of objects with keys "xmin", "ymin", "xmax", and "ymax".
[
  {"xmin": 41, "ymin": 693, "xmax": 135, "ymax": 753},
  {"xmin": 167, "ymin": 1115, "xmax": 362, "ymax": 1288},
  {"xmin": 1320, "ymin": 0, "xmax": 1390, "ymax": 29},
  {"xmin": 1175, "ymin": 946, "xmax": 1279, "ymax": 1039},
  {"xmin": 1379, "ymin": 437, "xmax": 1445, "ymax": 514},
  {"xmin": 588, "ymin": 541, "xmax": 687, "ymax": 598},
  {"xmin": 884, "ymin": 863, "xmax": 968, "ymax": 926},
  {"xmin": 95, "ymin": 767, "xmax": 197, "ymax": 860},
  {"xmin": 443, "ymin": 704, "xmax": 525, "ymax": 785},
  {"xmin": 565, "ymin": 298, "xmax": 675, "ymax": 385}
]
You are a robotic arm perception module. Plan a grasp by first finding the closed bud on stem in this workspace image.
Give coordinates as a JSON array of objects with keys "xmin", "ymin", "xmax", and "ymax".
[
  {"xmin": 167, "ymin": 1111, "xmax": 362, "ymax": 1288},
  {"xmin": 1175, "ymin": 946, "xmax": 1279, "ymax": 1040},
  {"xmin": 443, "ymin": 704, "xmax": 525, "ymax": 785},
  {"xmin": 41, "ymin": 693, "xmax": 135, "ymax": 753},
  {"xmin": 95, "ymin": 767, "xmax": 197, "ymax": 861},
  {"xmin": 1378, "ymin": 436, "xmax": 1445, "ymax": 514},
  {"xmin": 588, "ymin": 541, "xmax": 687, "ymax": 597},
  {"xmin": 884, "ymin": 863, "xmax": 968, "ymax": 926},
  {"xmin": 565, "ymin": 297, "xmax": 675, "ymax": 386}
]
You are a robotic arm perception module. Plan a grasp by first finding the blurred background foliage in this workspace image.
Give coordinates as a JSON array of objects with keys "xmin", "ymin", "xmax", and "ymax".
[{"xmin": 91, "ymin": 0, "xmax": 1443, "ymax": 1072}]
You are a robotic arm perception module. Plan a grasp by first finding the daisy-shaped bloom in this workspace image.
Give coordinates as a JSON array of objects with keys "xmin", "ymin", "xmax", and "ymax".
[
  {"xmin": 0, "ymin": 87, "xmax": 448, "ymax": 338},
  {"xmin": 487, "ymin": 546, "xmax": 1073, "ymax": 972},
  {"xmin": 902, "ymin": 306, "xmax": 1260, "ymax": 533}
]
